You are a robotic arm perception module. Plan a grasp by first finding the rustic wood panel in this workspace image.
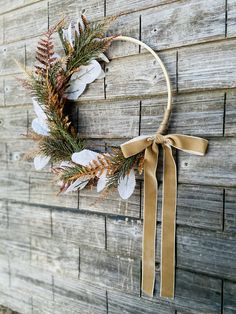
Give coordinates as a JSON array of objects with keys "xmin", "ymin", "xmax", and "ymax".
[
  {"xmin": 151, "ymin": 268, "xmax": 222, "ymax": 313},
  {"xmin": 77, "ymin": 99, "xmax": 140, "ymax": 138},
  {"xmin": 228, "ymin": 0, "xmax": 236, "ymax": 37},
  {"xmin": 0, "ymin": 142, "xmax": 7, "ymax": 170},
  {"xmin": 52, "ymin": 209, "xmax": 105, "ymax": 249},
  {"xmin": 0, "ymin": 78, "xmax": 4, "ymax": 106},
  {"xmin": 141, "ymin": 91, "xmax": 224, "ymax": 137},
  {"xmin": 141, "ymin": 0, "xmax": 225, "ymax": 51},
  {"xmin": 105, "ymin": 51, "xmax": 176, "ymax": 99},
  {"xmin": 4, "ymin": 76, "xmax": 31, "ymax": 106},
  {"xmin": 225, "ymin": 189, "xmax": 236, "ymax": 233},
  {"xmin": 178, "ymin": 137, "xmax": 236, "ymax": 187},
  {"xmin": 3, "ymin": 1, "xmax": 48, "ymax": 44},
  {"xmin": 0, "ymin": 42, "xmax": 25, "ymax": 77},
  {"xmin": 108, "ymin": 290, "xmax": 175, "ymax": 314},
  {"xmin": 0, "ymin": 171, "xmax": 29, "ymax": 202},
  {"xmin": 0, "ymin": 200, "xmax": 8, "ymax": 230},
  {"xmin": 0, "ymin": 105, "xmax": 28, "ymax": 139},
  {"xmin": 79, "ymin": 183, "xmax": 141, "ymax": 218},
  {"xmin": 30, "ymin": 235, "xmax": 80, "ymax": 279},
  {"xmin": 53, "ymin": 276, "xmax": 107, "ymax": 314},
  {"xmin": 224, "ymin": 281, "xmax": 236, "ymax": 314},
  {"xmin": 8, "ymin": 202, "xmax": 51, "ymax": 238},
  {"xmin": 79, "ymin": 247, "xmax": 140, "ymax": 295},
  {"xmin": 49, "ymin": 0, "xmax": 104, "ymax": 26},
  {"xmin": 107, "ymin": 219, "xmax": 236, "ymax": 281},
  {"xmin": 178, "ymin": 40, "xmax": 236, "ymax": 92},
  {"xmin": 0, "ymin": 17, "xmax": 3, "ymax": 45},
  {"xmin": 225, "ymin": 90, "xmax": 236, "ymax": 136},
  {"xmin": 29, "ymin": 172, "xmax": 79, "ymax": 209},
  {"xmin": 106, "ymin": 0, "xmax": 178, "ymax": 16},
  {"xmin": 0, "ymin": 0, "xmax": 41, "ymax": 15}
]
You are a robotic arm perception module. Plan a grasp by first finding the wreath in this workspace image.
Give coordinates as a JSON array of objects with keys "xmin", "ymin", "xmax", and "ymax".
[
  {"xmin": 22, "ymin": 15, "xmax": 208, "ymax": 299},
  {"xmin": 23, "ymin": 15, "xmax": 143, "ymax": 200}
]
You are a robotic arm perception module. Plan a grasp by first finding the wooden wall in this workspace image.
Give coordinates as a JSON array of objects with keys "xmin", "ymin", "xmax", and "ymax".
[{"xmin": 0, "ymin": 0, "xmax": 236, "ymax": 313}]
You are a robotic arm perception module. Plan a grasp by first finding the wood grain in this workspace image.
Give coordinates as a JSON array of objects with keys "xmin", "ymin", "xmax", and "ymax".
[
  {"xmin": 178, "ymin": 40, "xmax": 236, "ymax": 92},
  {"xmin": 225, "ymin": 90, "xmax": 236, "ymax": 136},
  {"xmin": 3, "ymin": 1, "xmax": 48, "ymax": 44},
  {"xmin": 79, "ymin": 247, "xmax": 140, "ymax": 295},
  {"xmin": 106, "ymin": 0, "xmax": 178, "ymax": 16},
  {"xmin": 105, "ymin": 50, "xmax": 176, "ymax": 99},
  {"xmin": 225, "ymin": 188, "xmax": 236, "ymax": 233},
  {"xmin": 140, "ymin": 91, "xmax": 224, "ymax": 137},
  {"xmin": 228, "ymin": 0, "xmax": 236, "ymax": 37},
  {"xmin": 0, "ymin": 41, "xmax": 25, "ymax": 77},
  {"xmin": 52, "ymin": 209, "xmax": 106, "ymax": 249},
  {"xmin": 224, "ymin": 281, "xmax": 236, "ymax": 314},
  {"xmin": 178, "ymin": 137, "xmax": 236, "ymax": 187},
  {"xmin": 141, "ymin": 0, "xmax": 225, "ymax": 51},
  {"xmin": 0, "ymin": 0, "xmax": 41, "ymax": 15},
  {"xmin": 0, "ymin": 171, "xmax": 29, "ymax": 202},
  {"xmin": 49, "ymin": 0, "xmax": 104, "ymax": 26}
]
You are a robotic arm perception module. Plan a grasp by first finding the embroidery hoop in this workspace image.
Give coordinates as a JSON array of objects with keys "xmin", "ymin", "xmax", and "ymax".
[{"xmin": 112, "ymin": 35, "xmax": 172, "ymax": 135}]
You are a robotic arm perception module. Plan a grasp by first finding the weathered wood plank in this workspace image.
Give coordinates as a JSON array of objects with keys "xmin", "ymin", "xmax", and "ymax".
[
  {"xmin": 0, "ymin": 142, "xmax": 7, "ymax": 170},
  {"xmin": 0, "ymin": 171, "xmax": 29, "ymax": 202},
  {"xmin": 0, "ymin": 0, "xmax": 41, "ymax": 15},
  {"xmin": 0, "ymin": 17, "xmax": 3, "ymax": 45},
  {"xmin": 8, "ymin": 202, "xmax": 51, "ymax": 238},
  {"xmin": 0, "ymin": 78, "xmax": 4, "ymax": 106},
  {"xmin": 49, "ymin": 0, "xmax": 104, "ymax": 26},
  {"xmin": 77, "ymin": 99, "xmax": 140, "ymax": 138},
  {"xmin": 225, "ymin": 189, "xmax": 236, "ymax": 233},
  {"xmin": 225, "ymin": 90, "xmax": 236, "ymax": 136},
  {"xmin": 0, "ymin": 42, "xmax": 25, "ymax": 77},
  {"xmin": 79, "ymin": 182, "xmax": 141, "ymax": 218},
  {"xmin": 108, "ymin": 290, "xmax": 175, "ymax": 314},
  {"xmin": 0, "ymin": 200, "xmax": 8, "ymax": 230},
  {"xmin": 178, "ymin": 40, "xmax": 236, "ymax": 92},
  {"xmin": 0, "ymin": 256, "xmax": 10, "ymax": 289},
  {"xmin": 79, "ymin": 247, "xmax": 140, "ymax": 295},
  {"xmin": 106, "ymin": 0, "xmax": 177, "ymax": 16},
  {"xmin": 52, "ymin": 210, "xmax": 105, "ymax": 249},
  {"xmin": 4, "ymin": 76, "xmax": 31, "ymax": 106},
  {"xmin": 141, "ymin": 0, "xmax": 225, "ymax": 51},
  {"xmin": 150, "ymin": 268, "xmax": 222, "ymax": 313},
  {"xmin": 105, "ymin": 51, "xmax": 176, "ymax": 99},
  {"xmin": 30, "ymin": 235, "xmax": 80, "ymax": 279},
  {"xmin": 107, "ymin": 219, "xmax": 236, "ymax": 280},
  {"xmin": 178, "ymin": 137, "xmax": 236, "ymax": 187},
  {"xmin": 176, "ymin": 226, "xmax": 236, "ymax": 281},
  {"xmin": 228, "ymin": 0, "xmax": 236, "ymax": 37},
  {"xmin": 224, "ymin": 281, "xmax": 236, "ymax": 314},
  {"xmin": 3, "ymin": 1, "xmax": 48, "ymax": 44},
  {"xmin": 53, "ymin": 276, "xmax": 107, "ymax": 314},
  {"xmin": 0, "ymin": 286, "xmax": 32, "ymax": 314},
  {"xmin": 141, "ymin": 91, "xmax": 224, "ymax": 137},
  {"xmin": 29, "ymin": 172, "xmax": 79, "ymax": 208},
  {"xmin": 0, "ymin": 105, "xmax": 28, "ymax": 139}
]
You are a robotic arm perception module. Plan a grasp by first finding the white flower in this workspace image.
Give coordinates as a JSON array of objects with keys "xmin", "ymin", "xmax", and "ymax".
[{"xmin": 31, "ymin": 97, "xmax": 51, "ymax": 170}]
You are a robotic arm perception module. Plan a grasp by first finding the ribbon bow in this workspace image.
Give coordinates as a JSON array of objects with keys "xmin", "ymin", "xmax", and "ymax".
[{"xmin": 121, "ymin": 133, "xmax": 208, "ymax": 298}]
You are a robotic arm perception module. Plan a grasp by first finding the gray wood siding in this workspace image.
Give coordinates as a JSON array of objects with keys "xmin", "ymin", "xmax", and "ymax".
[{"xmin": 0, "ymin": 0, "xmax": 235, "ymax": 313}]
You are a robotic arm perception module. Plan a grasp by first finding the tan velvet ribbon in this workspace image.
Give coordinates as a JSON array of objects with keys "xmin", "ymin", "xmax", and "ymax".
[{"xmin": 121, "ymin": 133, "xmax": 208, "ymax": 298}]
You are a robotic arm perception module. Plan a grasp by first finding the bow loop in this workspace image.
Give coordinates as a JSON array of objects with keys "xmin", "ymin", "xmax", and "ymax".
[{"xmin": 120, "ymin": 132, "xmax": 208, "ymax": 299}]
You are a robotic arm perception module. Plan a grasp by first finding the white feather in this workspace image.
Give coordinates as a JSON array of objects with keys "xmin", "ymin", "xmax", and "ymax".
[
  {"xmin": 67, "ymin": 22, "xmax": 73, "ymax": 46},
  {"xmin": 60, "ymin": 161, "xmax": 72, "ymax": 168},
  {"xmin": 72, "ymin": 149, "xmax": 99, "ymax": 166},
  {"xmin": 32, "ymin": 97, "xmax": 47, "ymax": 121},
  {"xmin": 99, "ymin": 53, "xmax": 110, "ymax": 63},
  {"xmin": 31, "ymin": 118, "xmax": 49, "ymax": 136},
  {"xmin": 34, "ymin": 155, "xmax": 50, "ymax": 171},
  {"xmin": 65, "ymin": 178, "xmax": 89, "ymax": 193},
  {"xmin": 64, "ymin": 82, "xmax": 87, "ymax": 100},
  {"xmin": 118, "ymin": 169, "xmax": 136, "ymax": 200},
  {"xmin": 97, "ymin": 69, "xmax": 105, "ymax": 79},
  {"xmin": 97, "ymin": 170, "xmax": 107, "ymax": 192}
]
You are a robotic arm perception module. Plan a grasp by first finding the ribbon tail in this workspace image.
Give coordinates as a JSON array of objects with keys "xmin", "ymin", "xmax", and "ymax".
[
  {"xmin": 160, "ymin": 145, "xmax": 176, "ymax": 298},
  {"xmin": 142, "ymin": 143, "xmax": 159, "ymax": 297}
]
